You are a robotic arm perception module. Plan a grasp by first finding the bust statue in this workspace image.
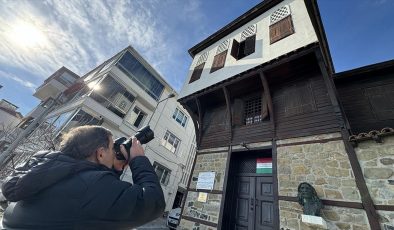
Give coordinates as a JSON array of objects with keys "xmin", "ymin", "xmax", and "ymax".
[{"xmin": 297, "ymin": 182, "xmax": 323, "ymax": 216}]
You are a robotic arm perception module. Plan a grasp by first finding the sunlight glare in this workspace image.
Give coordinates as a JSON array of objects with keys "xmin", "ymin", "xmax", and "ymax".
[{"xmin": 7, "ymin": 22, "xmax": 47, "ymax": 48}]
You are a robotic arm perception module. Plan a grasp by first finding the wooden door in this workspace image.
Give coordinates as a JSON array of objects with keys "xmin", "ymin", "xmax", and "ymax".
[
  {"xmin": 255, "ymin": 176, "xmax": 274, "ymax": 230},
  {"xmin": 232, "ymin": 176, "xmax": 274, "ymax": 230},
  {"xmin": 234, "ymin": 176, "xmax": 255, "ymax": 230}
]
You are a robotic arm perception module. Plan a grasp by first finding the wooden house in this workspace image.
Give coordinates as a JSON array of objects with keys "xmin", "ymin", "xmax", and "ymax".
[{"xmin": 177, "ymin": 0, "xmax": 394, "ymax": 229}]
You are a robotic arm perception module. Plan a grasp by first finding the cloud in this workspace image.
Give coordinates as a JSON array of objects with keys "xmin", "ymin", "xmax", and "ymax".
[
  {"xmin": 0, "ymin": 0, "xmax": 206, "ymax": 93},
  {"xmin": 0, "ymin": 70, "xmax": 37, "ymax": 92}
]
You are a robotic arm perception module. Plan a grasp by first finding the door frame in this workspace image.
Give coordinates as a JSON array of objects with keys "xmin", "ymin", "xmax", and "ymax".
[{"xmin": 218, "ymin": 145, "xmax": 279, "ymax": 230}]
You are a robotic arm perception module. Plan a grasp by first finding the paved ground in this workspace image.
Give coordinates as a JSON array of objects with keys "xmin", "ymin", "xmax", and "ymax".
[
  {"xmin": 136, "ymin": 216, "xmax": 169, "ymax": 230},
  {"xmin": 0, "ymin": 206, "xmax": 170, "ymax": 230}
]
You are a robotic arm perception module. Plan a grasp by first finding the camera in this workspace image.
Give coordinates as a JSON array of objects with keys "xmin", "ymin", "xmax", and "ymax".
[{"xmin": 113, "ymin": 125, "xmax": 154, "ymax": 161}]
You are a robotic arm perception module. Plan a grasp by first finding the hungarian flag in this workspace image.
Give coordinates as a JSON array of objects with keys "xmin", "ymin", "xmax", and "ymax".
[{"xmin": 256, "ymin": 158, "xmax": 272, "ymax": 174}]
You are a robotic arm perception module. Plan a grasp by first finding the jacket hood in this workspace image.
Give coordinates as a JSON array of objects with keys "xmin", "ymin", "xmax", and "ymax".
[{"xmin": 1, "ymin": 151, "xmax": 111, "ymax": 202}]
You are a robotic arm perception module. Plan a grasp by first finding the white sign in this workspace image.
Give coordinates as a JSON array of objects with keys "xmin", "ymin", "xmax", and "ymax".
[
  {"xmin": 196, "ymin": 172, "xmax": 216, "ymax": 190},
  {"xmin": 197, "ymin": 192, "xmax": 208, "ymax": 202}
]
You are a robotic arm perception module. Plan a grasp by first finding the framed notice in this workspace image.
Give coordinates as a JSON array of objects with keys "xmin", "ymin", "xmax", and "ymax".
[
  {"xmin": 197, "ymin": 192, "xmax": 208, "ymax": 202},
  {"xmin": 256, "ymin": 158, "xmax": 272, "ymax": 174},
  {"xmin": 196, "ymin": 172, "xmax": 216, "ymax": 190}
]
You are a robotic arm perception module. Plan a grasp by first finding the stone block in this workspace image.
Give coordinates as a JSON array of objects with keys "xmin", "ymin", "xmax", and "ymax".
[
  {"xmin": 364, "ymin": 168, "xmax": 393, "ymax": 179},
  {"xmin": 357, "ymin": 150, "xmax": 378, "ymax": 161},
  {"xmin": 301, "ymin": 215, "xmax": 328, "ymax": 229},
  {"xmin": 336, "ymin": 222, "xmax": 351, "ymax": 230},
  {"xmin": 341, "ymin": 187, "xmax": 360, "ymax": 201},
  {"xmin": 380, "ymin": 158, "xmax": 394, "ymax": 165},
  {"xmin": 315, "ymin": 178, "xmax": 327, "ymax": 185},
  {"xmin": 322, "ymin": 210, "xmax": 340, "ymax": 221},
  {"xmin": 324, "ymin": 189, "xmax": 343, "ymax": 199}
]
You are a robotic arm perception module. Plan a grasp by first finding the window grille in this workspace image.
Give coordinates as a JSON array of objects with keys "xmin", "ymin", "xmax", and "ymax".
[
  {"xmin": 216, "ymin": 39, "xmax": 229, "ymax": 54},
  {"xmin": 241, "ymin": 24, "xmax": 257, "ymax": 41},
  {"xmin": 270, "ymin": 5, "xmax": 291, "ymax": 25},
  {"xmin": 244, "ymin": 97, "xmax": 262, "ymax": 125},
  {"xmin": 196, "ymin": 51, "xmax": 209, "ymax": 66}
]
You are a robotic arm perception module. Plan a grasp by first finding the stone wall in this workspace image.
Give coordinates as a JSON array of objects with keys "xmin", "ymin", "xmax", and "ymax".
[
  {"xmin": 188, "ymin": 151, "xmax": 228, "ymax": 191},
  {"xmin": 277, "ymin": 134, "xmax": 361, "ymax": 202},
  {"xmin": 277, "ymin": 133, "xmax": 370, "ymax": 230},
  {"xmin": 179, "ymin": 150, "xmax": 228, "ymax": 229},
  {"xmin": 279, "ymin": 200, "xmax": 370, "ymax": 230},
  {"xmin": 182, "ymin": 191, "xmax": 221, "ymax": 226},
  {"xmin": 179, "ymin": 218, "xmax": 216, "ymax": 230},
  {"xmin": 354, "ymin": 135, "xmax": 394, "ymax": 229},
  {"xmin": 355, "ymin": 136, "xmax": 394, "ymax": 205}
]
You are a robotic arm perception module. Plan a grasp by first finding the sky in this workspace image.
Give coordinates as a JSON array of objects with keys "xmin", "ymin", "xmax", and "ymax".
[{"xmin": 0, "ymin": 0, "xmax": 393, "ymax": 116}]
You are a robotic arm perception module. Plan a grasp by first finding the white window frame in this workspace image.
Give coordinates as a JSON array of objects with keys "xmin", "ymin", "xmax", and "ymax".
[
  {"xmin": 172, "ymin": 108, "xmax": 188, "ymax": 127},
  {"xmin": 153, "ymin": 162, "xmax": 171, "ymax": 186},
  {"xmin": 161, "ymin": 130, "xmax": 181, "ymax": 154},
  {"xmin": 128, "ymin": 106, "xmax": 146, "ymax": 128}
]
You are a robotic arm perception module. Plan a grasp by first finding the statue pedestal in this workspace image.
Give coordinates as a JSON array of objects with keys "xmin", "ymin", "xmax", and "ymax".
[{"xmin": 301, "ymin": 215, "xmax": 328, "ymax": 229}]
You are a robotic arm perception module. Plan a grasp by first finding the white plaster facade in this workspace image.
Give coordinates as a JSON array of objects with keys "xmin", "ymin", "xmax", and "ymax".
[
  {"xmin": 0, "ymin": 100, "xmax": 22, "ymax": 130},
  {"xmin": 179, "ymin": 0, "xmax": 318, "ymax": 99},
  {"xmin": 28, "ymin": 46, "xmax": 196, "ymax": 212}
]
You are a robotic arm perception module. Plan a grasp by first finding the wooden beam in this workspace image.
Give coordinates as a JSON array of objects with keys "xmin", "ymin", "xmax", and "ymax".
[
  {"xmin": 179, "ymin": 141, "xmax": 199, "ymax": 224},
  {"xmin": 186, "ymin": 189, "xmax": 223, "ymax": 194},
  {"xmin": 315, "ymin": 49, "xmax": 381, "ymax": 230},
  {"xmin": 195, "ymin": 97, "xmax": 203, "ymax": 148},
  {"xmin": 258, "ymin": 70, "xmax": 275, "ymax": 129},
  {"xmin": 276, "ymin": 137, "xmax": 343, "ymax": 147},
  {"xmin": 272, "ymin": 139, "xmax": 280, "ymax": 229},
  {"xmin": 217, "ymin": 146, "xmax": 232, "ymax": 230},
  {"xmin": 222, "ymin": 86, "xmax": 233, "ymax": 142},
  {"xmin": 278, "ymin": 196, "xmax": 364, "ymax": 209},
  {"xmin": 181, "ymin": 102, "xmax": 200, "ymax": 151}
]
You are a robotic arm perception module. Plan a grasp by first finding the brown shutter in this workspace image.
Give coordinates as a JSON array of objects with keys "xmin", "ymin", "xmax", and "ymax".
[
  {"xmin": 231, "ymin": 39, "xmax": 240, "ymax": 59},
  {"xmin": 243, "ymin": 34, "xmax": 256, "ymax": 57},
  {"xmin": 261, "ymin": 91, "xmax": 268, "ymax": 120},
  {"xmin": 269, "ymin": 15, "xmax": 295, "ymax": 44},
  {"xmin": 210, "ymin": 50, "xmax": 228, "ymax": 73},
  {"xmin": 365, "ymin": 84, "xmax": 394, "ymax": 120},
  {"xmin": 232, "ymin": 99, "xmax": 244, "ymax": 126},
  {"xmin": 284, "ymin": 82, "xmax": 317, "ymax": 117},
  {"xmin": 189, "ymin": 62, "xmax": 205, "ymax": 84}
]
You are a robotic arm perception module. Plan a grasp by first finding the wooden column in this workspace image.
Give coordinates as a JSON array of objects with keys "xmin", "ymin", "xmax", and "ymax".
[
  {"xmin": 195, "ymin": 97, "xmax": 203, "ymax": 148},
  {"xmin": 258, "ymin": 70, "xmax": 275, "ymax": 132},
  {"xmin": 222, "ymin": 86, "xmax": 233, "ymax": 143},
  {"xmin": 315, "ymin": 49, "xmax": 381, "ymax": 230}
]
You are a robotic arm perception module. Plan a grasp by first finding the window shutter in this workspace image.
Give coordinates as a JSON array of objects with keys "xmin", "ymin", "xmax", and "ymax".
[
  {"xmin": 210, "ymin": 50, "xmax": 228, "ymax": 73},
  {"xmin": 270, "ymin": 15, "xmax": 295, "ymax": 44},
  {"xmin": 243, "ymin": 34, "xmax": 256, "ymax": 57},
  {"xmin": 284, "ymin": 82, "xmax": 316, "ymax": 117},
  {"xmin": 189, "ymin": 62, "xmax": 205, "ymax": 83},
  {"xmin": 365, "ymin": 84, "xmax": 394, "ymax": 120},
  {"xmin": 232, "ymin": 99, "xmax": 244, "ymax": 126},
  {"xmin": 231, "ymin": 39, "xmax": 240, "ymax": 59}
]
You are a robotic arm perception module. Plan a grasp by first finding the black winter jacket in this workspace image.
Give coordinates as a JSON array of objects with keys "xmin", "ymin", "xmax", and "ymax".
[{"xmin": 1, "ymin": 151, "xmax": 165, "ymax": 230}]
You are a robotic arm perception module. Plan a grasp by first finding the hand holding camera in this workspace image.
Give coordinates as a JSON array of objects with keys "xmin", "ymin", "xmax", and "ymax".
[{"xmin": 113, "ymin": 125, "xmax": 154, "ymax": 163}]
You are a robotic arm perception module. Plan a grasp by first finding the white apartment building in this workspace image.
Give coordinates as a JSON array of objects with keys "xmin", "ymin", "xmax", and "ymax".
[{"xmin": 13, "ymin": 46, "xmax": 196, "ymax": 212}]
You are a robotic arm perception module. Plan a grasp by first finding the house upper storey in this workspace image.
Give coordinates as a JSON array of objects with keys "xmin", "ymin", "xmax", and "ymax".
[{"xmin": 179, "ymin": 0, "xmax": 324, "ymax": 100}]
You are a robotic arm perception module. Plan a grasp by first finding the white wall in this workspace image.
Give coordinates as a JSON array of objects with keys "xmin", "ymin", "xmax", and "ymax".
[{"xmin": 179, "ymin": 0, "xmax": 318, "ymax": 99}]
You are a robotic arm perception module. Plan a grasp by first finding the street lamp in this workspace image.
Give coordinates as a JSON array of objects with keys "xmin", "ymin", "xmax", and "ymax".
[{"xmin": 146, "ymin": 93, "xmax": 176, "ymax": 126}]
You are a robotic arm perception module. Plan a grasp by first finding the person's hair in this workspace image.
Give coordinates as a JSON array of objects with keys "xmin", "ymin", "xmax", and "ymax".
[
  {"xmin": 297, "ymin": 182, "xmax": 320, "ymax": 206},
  {"xmin": 60, "ymin": 125, "xmax": 112, "ymax": 159}
]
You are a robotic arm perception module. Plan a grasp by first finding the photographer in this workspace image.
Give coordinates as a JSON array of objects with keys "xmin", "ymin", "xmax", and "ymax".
[{"xmin": 1, "ymin": 125, "xmax": 165, "ymax": 229}]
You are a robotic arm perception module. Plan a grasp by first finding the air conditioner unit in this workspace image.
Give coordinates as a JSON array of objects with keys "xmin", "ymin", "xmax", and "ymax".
[{"xmin": 113, "ymin": 93, "xmax": 132, "ymax": 114}]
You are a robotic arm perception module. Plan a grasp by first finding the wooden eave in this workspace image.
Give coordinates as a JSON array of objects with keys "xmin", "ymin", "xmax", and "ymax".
[
  {"xmin": 334, "ymin": 59, "xmax": 394, "ymax": 82},
  {"xmin": 188, "ymin": 0, "xmax": 282, "ymax": 57},
  {"xmin": 304, "ymin": 0, "xmax": 335, "ymax": 75},
  {"xmin": 179, "ymin": 42, "xmax": 319, "ymax": 104}
]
